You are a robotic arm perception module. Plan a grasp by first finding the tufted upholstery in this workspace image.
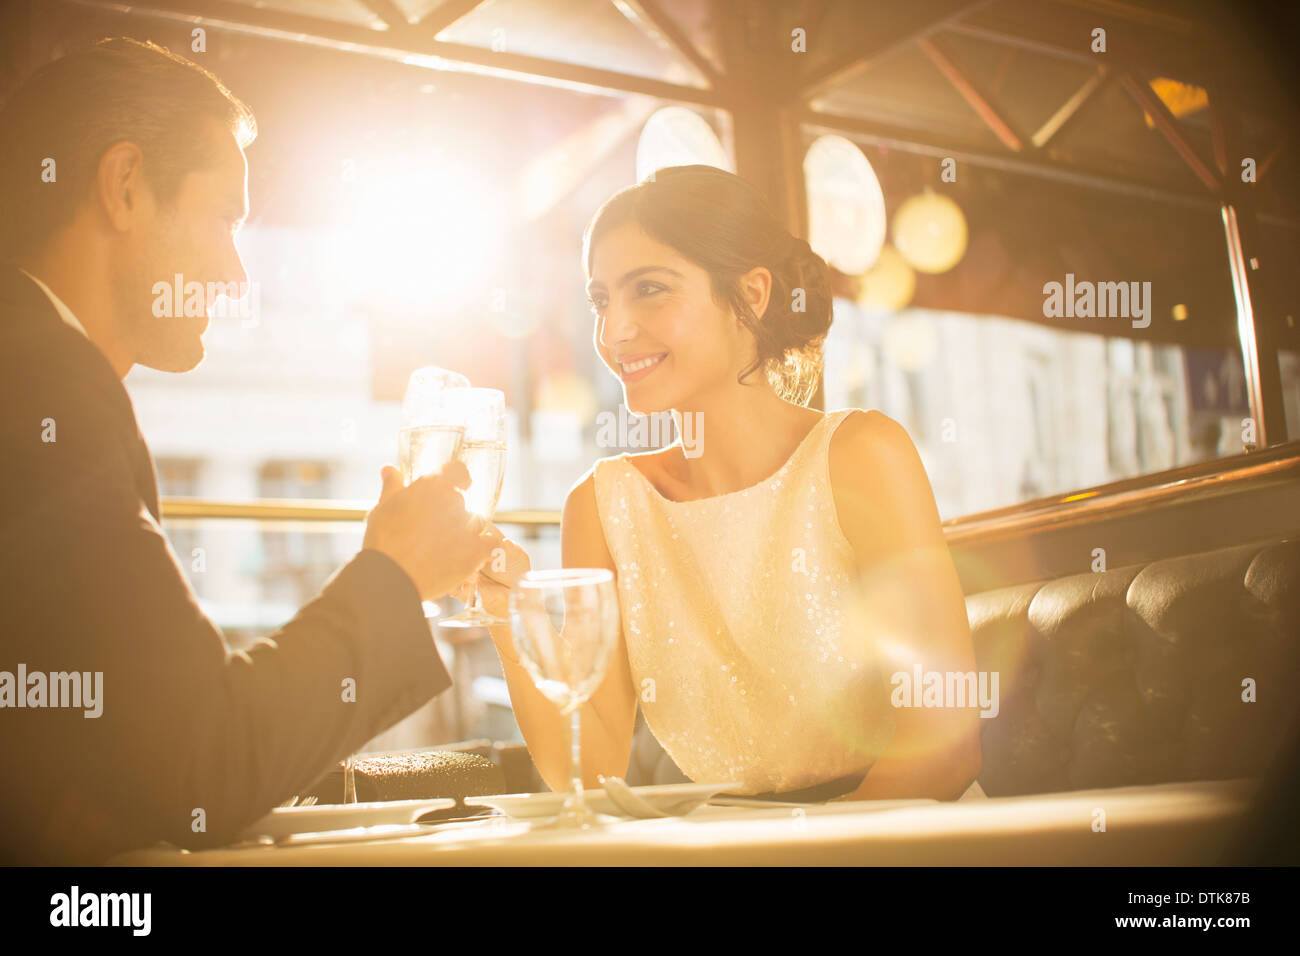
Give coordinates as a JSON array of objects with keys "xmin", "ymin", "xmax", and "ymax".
[
  {"xmin": 626, "ymin": 534, "xmax": 1300, "ymax": 796},
  {"xmin": 975, "ymin": 534, "xmax": 1300, "ymax": 795}
]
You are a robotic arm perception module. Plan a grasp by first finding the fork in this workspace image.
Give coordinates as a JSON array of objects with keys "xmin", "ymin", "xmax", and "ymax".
[
  {"xmin": 598, "ymin": 775, "xmax": 713, "ymax": 818},
  {"xmin": 275, "ymin": 795, "xmax": 319, "ymax": 809}
]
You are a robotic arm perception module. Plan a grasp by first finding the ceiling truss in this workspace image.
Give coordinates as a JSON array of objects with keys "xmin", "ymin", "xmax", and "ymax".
[{"xmin": 65, "ymin": 0, "xmax": 1290, "ymax": 219}]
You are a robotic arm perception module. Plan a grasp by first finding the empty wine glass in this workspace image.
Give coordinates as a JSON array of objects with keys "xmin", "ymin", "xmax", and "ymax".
[
  {"xmin": 509, "ymin": 568, "xmax": 620, "ymax": 827},
  {"xmin": 438, "ymin": 387, "xmax": 507, "ymax": 629}
]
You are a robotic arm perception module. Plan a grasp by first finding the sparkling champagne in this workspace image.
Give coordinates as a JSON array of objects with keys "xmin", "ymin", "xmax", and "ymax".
[
  {"xmin": 459, "ymin": 440, "xmax": 506, "ymax": 517},
  {"xmin": 399, "ymin": 424, "xmax": 465, "ymax": 484}
]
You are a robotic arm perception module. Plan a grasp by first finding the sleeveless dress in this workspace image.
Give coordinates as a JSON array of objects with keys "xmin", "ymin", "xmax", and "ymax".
[{"xmin": 592, "ymin": 408, "xmax": 898, "ymax": 795}]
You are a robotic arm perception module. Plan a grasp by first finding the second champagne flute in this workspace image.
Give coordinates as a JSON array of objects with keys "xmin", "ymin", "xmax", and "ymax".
[
  {"xmin": 399, "ymin": 366, "xmax": 470, "ymax": 620},
  {"xmin": 438, "ymin": 387, "xmax": 507, "ymax": 629}
]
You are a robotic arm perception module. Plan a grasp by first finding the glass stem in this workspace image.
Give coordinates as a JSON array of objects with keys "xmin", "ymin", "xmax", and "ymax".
[
  {"xmin": 343, "ymin": 754, "xmax": 356, "ymax": 804},
  {"xmin": 567, "ymin": 707, "xmax": 583, "ymax": 814}
]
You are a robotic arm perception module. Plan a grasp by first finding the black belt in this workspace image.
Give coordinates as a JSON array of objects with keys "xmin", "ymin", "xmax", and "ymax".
[{"xmin": 723, "ymin": 772, "xmax": 865, "ymax": 803}]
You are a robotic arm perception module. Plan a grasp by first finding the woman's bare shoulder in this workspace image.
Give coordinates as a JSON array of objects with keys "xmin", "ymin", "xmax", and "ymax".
[
  {"xmin": 562, "ymin": 464, "xmax": 616, "ymax": 569},
  {"xmin": 828, "ymin": 408, "xmax": 914, "ymax": 476},
  {"xmin": 827, "ymin": 408, "xmax": 941, "ymax": 551}
]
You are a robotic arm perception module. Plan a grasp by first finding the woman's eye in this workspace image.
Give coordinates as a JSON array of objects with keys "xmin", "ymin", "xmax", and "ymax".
[
  {"xmin": 635, "ymin": 282, "xmax": 665, "ymax": 297},
  {"xmin": 588, "ymin": 297, "xmax": 607, "ymax": 314}
]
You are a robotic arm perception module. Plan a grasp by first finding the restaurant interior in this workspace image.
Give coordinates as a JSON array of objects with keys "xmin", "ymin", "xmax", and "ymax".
[{"xmin": 2, "ymin": 0, "xmax": 1298, "ymax": 868}]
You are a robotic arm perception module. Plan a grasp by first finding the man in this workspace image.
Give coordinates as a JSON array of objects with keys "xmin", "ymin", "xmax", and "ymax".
[{"xmin": 0, "ymin": 37, "xmax": 501, "ymax": 864}]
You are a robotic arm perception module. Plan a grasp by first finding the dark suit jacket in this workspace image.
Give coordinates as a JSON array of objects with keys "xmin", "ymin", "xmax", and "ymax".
[{"xmin": 0, "ymin": 266, "xmax": 452, "ymax": 864}]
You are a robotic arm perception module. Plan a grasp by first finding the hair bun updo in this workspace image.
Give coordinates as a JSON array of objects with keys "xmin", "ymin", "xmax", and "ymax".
[{"xmin": 761, "ymin": 234, "xmax": 833, "ymax": 406}]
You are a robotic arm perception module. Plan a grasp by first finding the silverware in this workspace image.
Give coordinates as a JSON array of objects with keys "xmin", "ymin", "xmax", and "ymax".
[
  {"xmin": 598, "ymin": 776, "xmax": 716, "ymax": 818},
  {"xmin": 706, "ymin": 796, "xmax": 815, "ymax": 809},
  {"xmin": 278, "ymin": 823, "xmax": 432, "ymax": 846},
  {"xmin": 274, "ymin": 795, "xmax": 319, "ymax": 809}
]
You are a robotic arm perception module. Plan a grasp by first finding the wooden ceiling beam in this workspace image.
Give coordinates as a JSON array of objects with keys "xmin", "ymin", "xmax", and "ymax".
[
  {"xmin": 799, "ymin": 107, "xmax": 1234, "ymax": 213},
  {"xmin": 1031, "ymin": 65, "xmax": 1110, "ymax": 149},
  {"xmin": 943, "ymin": 21, "xmax": 1096, "ymax": 67},
  {"xmin": 1119, "ymin": 71, "xmax": 1221, "ymax": 193},
  {"xmin": 917, "ymin": 33, "xmax": 1023, "ymax": 152},
  {"xmin": 417, "ymin": 0, "xmax": 490, "ymax": 37},
  {"xmin": 611, "ymin": 0, "xmax": 721, "ymax": 89},
  {"xmin": 798, "ymin": 0, "xmax": 996, "ymax": 103},
  {"xmin": 948, "ymin": 3, "xmax": 1248, "ymax": 106},
  {"xmin": 1048, "ymin": 0, "xmax": 1202, "ymax": 33},
  {"xmin": 72, "ymin": 0, "xmax": 726, "ymax": 108},
  {"xmin": 1258, "ymin": 141, "xmax": 1284, "ymax": 181},
  {"xmin": 356, "ymin": 0, "xmax": 412, "ymax": 30}
]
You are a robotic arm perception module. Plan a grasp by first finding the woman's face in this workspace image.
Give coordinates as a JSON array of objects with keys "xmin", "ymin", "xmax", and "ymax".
[{"xmin": 587, "ymin": 222, "xmax": 753, "ymax": 415}]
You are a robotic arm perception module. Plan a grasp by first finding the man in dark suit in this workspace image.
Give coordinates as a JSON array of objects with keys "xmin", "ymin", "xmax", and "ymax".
[{"xmin": 0, "ymin": 37, "xmax": 502, "ymax": 863}]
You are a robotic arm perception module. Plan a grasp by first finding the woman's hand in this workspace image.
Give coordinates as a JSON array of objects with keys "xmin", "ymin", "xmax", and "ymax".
[{"xmin": 453, "ymin": 527, "xmax": 532, "ymax": 625}]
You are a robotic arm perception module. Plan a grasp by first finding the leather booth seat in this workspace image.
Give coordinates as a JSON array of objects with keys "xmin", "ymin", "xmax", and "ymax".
[{"xmin": 626, "ymin": 534, "xmax": 1300, "ymax": 795}]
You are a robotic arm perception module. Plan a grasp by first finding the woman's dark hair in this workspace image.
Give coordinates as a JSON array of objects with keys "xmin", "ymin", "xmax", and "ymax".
[
  {"xmin": 0, "ymin": 37, "xmax": 257, "ymax": 262},
  {"xmin": 583, "ymin": 165, "xmax": 832, "ymax": 406}
]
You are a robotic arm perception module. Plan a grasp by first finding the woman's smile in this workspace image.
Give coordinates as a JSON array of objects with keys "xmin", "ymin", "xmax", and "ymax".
[{"xmin": 618, "ymin": 350, "xmax": 668, "ymax": 383}]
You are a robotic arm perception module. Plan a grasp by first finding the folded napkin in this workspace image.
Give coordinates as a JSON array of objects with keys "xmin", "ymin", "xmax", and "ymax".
[{"xmin": 958, "ymin": 779, "xmax": 988, "ymax": 801}]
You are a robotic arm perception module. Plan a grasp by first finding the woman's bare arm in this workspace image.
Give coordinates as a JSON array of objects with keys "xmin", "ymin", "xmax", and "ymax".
[
  {"xmin": 477, "ymin": 469, "xmax": 639, "ymax": 792},
  {"xmin": 829, "ymin": 410, "xmax": 982, "ymax": 801}
]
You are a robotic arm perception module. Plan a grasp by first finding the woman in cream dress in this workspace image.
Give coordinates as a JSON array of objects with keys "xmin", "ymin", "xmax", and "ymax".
[{"xmin": 475, "ymin": 166, "xmax": 983, "ymax": 802}]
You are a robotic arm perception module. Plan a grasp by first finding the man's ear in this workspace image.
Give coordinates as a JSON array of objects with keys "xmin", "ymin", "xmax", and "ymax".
[
  {"xmin": 737, "ymin": 265, "xmax": 773, "ymax": 323},
  {"xmin": 96, "ymin": 141, "xmax": 147, "ymax": 233}
]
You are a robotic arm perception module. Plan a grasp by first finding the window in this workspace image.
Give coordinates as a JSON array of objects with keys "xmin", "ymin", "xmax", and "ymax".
[
  {"xmin": 256, "ymin": 461, "xmax": 337, "ymax": 607},
  {"xmin": 810, "ymin": 135, "xmax": 1288, "ymax": 519},
  {"xmin": 153, "ymin": 457, "xmax": 202, "ymax": 576}
]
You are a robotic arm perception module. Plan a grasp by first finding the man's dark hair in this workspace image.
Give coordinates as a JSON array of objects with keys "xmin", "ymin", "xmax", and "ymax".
[{"xmin": 0, "ymin": 36, "xmax": 256, "ymax": 262}]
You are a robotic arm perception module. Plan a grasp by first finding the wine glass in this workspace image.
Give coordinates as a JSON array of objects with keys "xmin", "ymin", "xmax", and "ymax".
[
  {"xmin": 437, "ymin": 387, "xmax": 507, "ymax": 629},
  {"xmin": 509, "ymin": 568, "xmax": 620, "ymax": 827},
  {"xmin": 399, "ymin": 366, "xmax": 470, "ymax": 620},
  {"xmin": 343, "ymin": 366, "xmax": 468, "ymax": 804},
  {"xmin": 402, "ymin": 366, "xmax": 470, "ymax": 426}
]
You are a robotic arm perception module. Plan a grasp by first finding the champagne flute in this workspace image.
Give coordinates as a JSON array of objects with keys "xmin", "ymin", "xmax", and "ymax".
[
  {"xmin": 343, "ymin": 366, "xmax": 467, "ymax": 804},
  {"xmin": 438, "ymin": 387, "xmax": 507, "ymax": 629},
  {"xmin": 399, "ymin": 366, "xmax": 471, "ymax": 621},
  {"xmin": 509, "ymin": 568, "xmax": 619, "ymax": 828}
]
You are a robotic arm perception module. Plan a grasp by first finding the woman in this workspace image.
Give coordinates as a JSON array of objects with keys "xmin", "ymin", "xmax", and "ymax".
[{"xmin": 476, "ymin": 165, "xmax": 982, "ymax": 802}]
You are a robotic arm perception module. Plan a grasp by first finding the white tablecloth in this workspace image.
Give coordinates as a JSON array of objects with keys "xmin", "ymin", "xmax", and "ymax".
[{"xmin": 108, "ymin": 778, "xmax": 1257, "ymax": 866}]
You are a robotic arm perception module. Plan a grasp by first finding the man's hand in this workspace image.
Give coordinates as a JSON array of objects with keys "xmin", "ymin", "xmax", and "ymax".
[{"xmin": 362, "ymin": 461, "xmax": 502, "ymax": 601}]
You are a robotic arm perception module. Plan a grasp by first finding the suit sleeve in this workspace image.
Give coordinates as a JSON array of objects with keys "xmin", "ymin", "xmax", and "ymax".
[{"xmin": 3, "ymin": 367, "xmax": 451, "ymax": 855}]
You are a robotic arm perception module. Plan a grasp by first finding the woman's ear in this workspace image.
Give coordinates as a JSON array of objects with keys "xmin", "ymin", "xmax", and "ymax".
[{"xmin": 738, "ymin": 265, "xmax": 773, "ymax": 323}]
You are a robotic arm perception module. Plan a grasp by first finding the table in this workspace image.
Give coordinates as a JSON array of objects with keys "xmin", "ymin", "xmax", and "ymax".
[{"xmin": 108, "ymin": 778, "xmax": 1257, "ymax": 866}]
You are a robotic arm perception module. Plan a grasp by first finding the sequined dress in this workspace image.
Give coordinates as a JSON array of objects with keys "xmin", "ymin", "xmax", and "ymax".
[{"xmin": 592, "ymin": 408, "xmax": 898, "ymax": 794}]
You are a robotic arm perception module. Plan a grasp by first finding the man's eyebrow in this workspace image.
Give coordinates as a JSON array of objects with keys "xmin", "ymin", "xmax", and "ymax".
[{"xmin": 587, "ymin": 265, "xmax": 683, "ymax": 292}]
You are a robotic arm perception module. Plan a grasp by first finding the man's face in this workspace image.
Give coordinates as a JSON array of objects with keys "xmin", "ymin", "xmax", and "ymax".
[{"xmin": 115, "ymin": 121, "xmax": 249, "ymax": 373}]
